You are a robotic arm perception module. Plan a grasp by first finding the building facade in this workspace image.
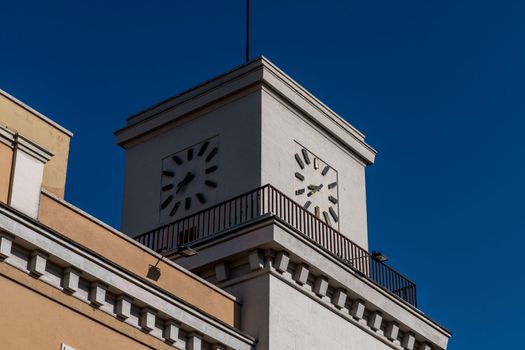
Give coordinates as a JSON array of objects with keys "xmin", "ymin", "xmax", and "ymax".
[{"xmin": 0, "ymin": 58, "xmax": 451, "ymax": 349}]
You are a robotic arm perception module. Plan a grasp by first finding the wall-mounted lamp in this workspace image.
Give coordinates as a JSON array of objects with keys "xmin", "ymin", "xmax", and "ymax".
[
  {"xmin": 146, "ymin": 245, "xmax": 198, "ymax": 281},
  {"xmin": 371, "ymin": 251, "xmax": 389, "ymax": 263},
  {"xmin": 146, "ymin": 248, "xmax": 168, "ymax": 281},
  {"xmin": 177, "ymin": 245, "xmax": 198, "ymax": 257}
]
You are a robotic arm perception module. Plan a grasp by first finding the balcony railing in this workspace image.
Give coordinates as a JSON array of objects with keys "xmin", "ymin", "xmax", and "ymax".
[{"xmin": 135, "ymin": 184, "xmax": 417, "ymax": 307}]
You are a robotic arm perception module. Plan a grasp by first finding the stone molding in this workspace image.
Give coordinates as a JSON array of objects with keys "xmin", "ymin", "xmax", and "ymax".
[
  {"xmin": 210, "ymin": 248, "xmax": 444, "ymax": 350},
  {"xmin": 0, "ymin": 204, "xmax": 255, "ymax": 350},
  {"xmin": 40, "ymin": 189, "xmax": 237, "ymax": 302},
  {"xmin": 13, "ymin": 133, "xmax": 54, "ymax": 163},
  {"xmin": 115, "ymin": 57, "xmax": 376, "ymax": 165},
  {"xmin": 0, "ymin": 124, "xmax": 15, "ymax": 147},
  {"xmin": 0, "ymin": 124, "xmax": 54, "ymax": 163},
  {"xmin": 177, "ymin": 216, "xmax": 450, "ymax": 348}
]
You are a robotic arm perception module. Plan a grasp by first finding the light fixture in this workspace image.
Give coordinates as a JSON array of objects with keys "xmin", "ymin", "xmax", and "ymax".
[
  {"xmin": 176, "ymin": 245, "xmax": 198, "ymax": 257},
  {"xmin": 371, "ymin": 251, "xmax": 388, "ymax": 263},
  {"xmin": 146, "ymin": 248, "xmax": 169, "ymax": 281},
  {"xmin": 146, "ymin": 246, "xmax": 198, "ymax": 281}
]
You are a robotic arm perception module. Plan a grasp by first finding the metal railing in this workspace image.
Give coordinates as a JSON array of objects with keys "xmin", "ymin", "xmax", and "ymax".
[{"xmin": 135, "ymin": 184, "xmax": 417, "ymax": 307}]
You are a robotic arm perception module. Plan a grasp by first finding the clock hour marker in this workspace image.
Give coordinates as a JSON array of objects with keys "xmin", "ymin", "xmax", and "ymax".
[
  {"xmin": 198, "ymin": 141, "xmax": 209, "ymax": 156},
  {"xmin": 329, "ymin": 207, "xmax": 339, "ymax": 222},
  {"xmin": 321, "ymin": 166, "xmax": 330, "ymax": 176},
  {"xmin": 294, "ymin": 154, "xmax": 305, "ymax": 169},
  {"xmin": 187, "ymin": 148, "xmax": 194, "ymax": 161},
  {"xmin": 295, "ymin": 188, "xmax": 305, "ymax": 195},
  {"xmin": 328, "ymin": 182, "xmax": 337, "ymax": 189},
  {"xmin": 303, "ymin": 201, "xmax": 312, "ymax": 209},
  {"xmin": 172, "ymin": 155, "xmax": 183, "ymax": 165},
  {"xmin": 162, "ymin": 184, "xmax": 174, "ymax": 192},
  {"xmin": 301, "ymin": 148, "xmax": 310, "ymax": 164},
  {"xmin": 162, "ymin": 170, "xmax": 174, "ymax": 177},
  {"xmin": 169, "ymin": 201, "xmax": 181, "ymax": 216},
  {"xmin": 313, "ymin": 158, "xmax": 319, "ymax": 169},
  {"xmin": 205, "ymin": 165, "xmax": 218, "ymax": 174},
  {"xmin": 196, "ymin": 192, "xmax": 207, "ymax": 204},
  {"xmin": 161, "ymin": 195, "xmax": 173, "ymax": 209},
  {"xmin": 185, "ymin": 197, "xmax": 191, "ymax": 210},
  {"xmin": 295, "ymin": 172, "xmax": 305, "ymax": 181},
  {"xmin": 206, "ymin": 147, "xmax": 218, "ymax": 162},
  {"xmin": 328, "ymin": 195, "xmax": 338, "ymax": 204},
  {"xmin": 314, "ymin": 206, "xmax": 320, "ymax": 218},
  {"xmin": 205, "ymin": 180, "xmax": 217, "ymax": 188},
  {"xmin": 323, "ymin": 211, "xmax": 331, "ymax": 226}
]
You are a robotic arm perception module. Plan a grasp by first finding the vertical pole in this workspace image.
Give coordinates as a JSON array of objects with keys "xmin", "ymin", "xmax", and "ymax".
[{"xmin": 246, "ymin": 0, "xmax": 250, "ymax": 63}]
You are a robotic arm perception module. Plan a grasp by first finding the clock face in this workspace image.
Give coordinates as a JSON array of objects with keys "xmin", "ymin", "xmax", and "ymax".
[
  {"xmin": 159, "ymin": 137, "xmax": 219, "ymax": 221},
  {"xmin": 294, "ymin": 146, "xmax": 339, "ymax": 227}
]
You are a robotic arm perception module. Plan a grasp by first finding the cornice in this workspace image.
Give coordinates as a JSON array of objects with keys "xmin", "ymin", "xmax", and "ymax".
[
  {"xmin": 14, "ymin": 133, "xmax": 54, "ymax": 163},
  {"xmin": 40, "ymin": 189, "xmax": 239, "ymax": 303},
  {"xmin": 0, "ymin": 202, "xmax": 256, "ymax": 349},
  {"xmin": 114, "ymin": 57, "xmax": 376, "ymax": 165},
  {"xmin": 0, "ymin": 124, "xmax": 15, "ymax": 148},
  {"xmin": 175, "ymin": 216, "xmax": 451, "ymax": 348},
  {"xmin": 0, "ymin": 124, "xmax": 54, "ymax": 163}
]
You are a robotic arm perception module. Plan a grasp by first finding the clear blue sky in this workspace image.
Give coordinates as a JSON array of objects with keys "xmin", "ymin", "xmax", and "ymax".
[{"xmin": 1, "ymin": 1, "xmax": 523, "ymax": 348}]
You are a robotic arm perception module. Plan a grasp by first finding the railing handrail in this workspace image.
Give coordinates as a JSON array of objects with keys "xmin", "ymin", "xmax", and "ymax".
[
  {"xmin": 134, "ymin": 184, "xmax": 417, "ymax": 307},
  {"xmin": 134, "ymin": 186, "xmax": 266, "ymax": 242}
]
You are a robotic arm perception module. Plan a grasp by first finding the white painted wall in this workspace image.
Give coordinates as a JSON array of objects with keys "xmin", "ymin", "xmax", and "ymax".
[
  {"xmin": 261, "ymin": 88, "xmax": 369, "ymax": 249},
  {"xmin": 223, "ymin": 273, "xmax": 395, "ymax": 350},
  {"xmin": 9, "ymin": 150, "xmax": 45, "ymax": 218},
  {"xmin": 121, "ymin": 90, "xmax": 263, "ymax": 236},
  {"xmin": 122, "ymin": 86, "xmax": 370, "ymax": 250},
  {"xmin": 268, "ymin": 275, "xmax": 393, "ymax": 350},
  {"xmin": 225, "ymin": 274, "xmax": 271, "ymax": 350}
]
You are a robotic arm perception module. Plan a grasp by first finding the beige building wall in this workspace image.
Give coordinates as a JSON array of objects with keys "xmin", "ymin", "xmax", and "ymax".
[
  {"xmin": 0, "ymin": 90, "xmax": 72, "ymax": 198},
  {"xmin": 38, "ymin": 191, "xmax": 240, "ymax": 327},
  {"xmin": 0, "ymin": 263, "xmax": 176, "ymax": 350},
  {"xmin": 0, "ymin": 142, "xmax": 13, "ymax": 203}
]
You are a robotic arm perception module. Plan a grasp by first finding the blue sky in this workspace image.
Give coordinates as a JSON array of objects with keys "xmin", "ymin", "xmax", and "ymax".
[{"xmin": 1, "ymin": 1, "xmax": 524, "ymax": 348}]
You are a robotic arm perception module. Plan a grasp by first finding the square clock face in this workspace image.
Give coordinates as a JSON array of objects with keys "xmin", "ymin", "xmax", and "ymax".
[
  {"xmin": 159, "ymin": 136, "xmax": 220, "ymax": 222},
  {"xmin": 293, "ymin": 143, "xmax": 339, "ymax": 228}
]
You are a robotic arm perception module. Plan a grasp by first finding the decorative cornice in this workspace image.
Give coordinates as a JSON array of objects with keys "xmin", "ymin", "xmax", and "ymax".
[
  {"xmin": 0, "ymin": 203, "xmax": 256, "ymax": 350},
  {"xmin": 114, "ymin": 57, "xmax": 376, "ymax": 165},
  {"xmin": 211, "ymin": 248, "xmax": 442, "ymax": 350},
  {"xmin": 175, "ymin": 216, "xmax": 450, "ymax": 348},
  {"xmin": 40, "ymin": 189, "xmax": 239, "ymax": 302},
  {"xmin": 0, "ymin": 124, "xmax": 15, "ymax": 148},
  {"xmin": 14, "ymin": 133, "xmax": 53, "ymax": 163}
]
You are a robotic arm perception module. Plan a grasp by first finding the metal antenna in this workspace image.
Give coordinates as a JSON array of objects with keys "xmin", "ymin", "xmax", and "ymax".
[{"xmin": 246, "ymin": 0, "xmax": 250, "ymax": 63}]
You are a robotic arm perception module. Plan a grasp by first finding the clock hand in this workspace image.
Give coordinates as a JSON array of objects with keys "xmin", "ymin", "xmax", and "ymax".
[
  {"xmin": 307, "ymin": 184, "xmax": 324, "ymax": 197},
  {"xmin": 176, "ymin": 172, "xmax": 191, "ymax": 188},
  {"xmin": 176, "ymin": 172, "xmax": 195, "ymax": 194}
]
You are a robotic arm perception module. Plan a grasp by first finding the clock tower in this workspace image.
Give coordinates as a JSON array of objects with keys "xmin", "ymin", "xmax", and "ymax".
[
  {"xmin": 116, "ymin": 58, "xmax": 450, "ymax": 350},
  {"xmin": 116, "ymin": 57, "xmax": 375, "ymax": 249}
]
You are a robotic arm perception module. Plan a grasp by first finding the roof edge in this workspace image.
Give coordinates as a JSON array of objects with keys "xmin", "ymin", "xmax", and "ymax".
[
  {"xmin": 114, "ymin": 57, "xmax": 376, "ymax": 164},
  {"xmin": 0, "ymin": 88, "xmax": 74, "ymax": 137}
]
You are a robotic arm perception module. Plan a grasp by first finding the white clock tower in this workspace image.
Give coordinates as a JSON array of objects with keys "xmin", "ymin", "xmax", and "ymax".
[
  {"xmin": 116, "ymin": 57, "xmax": 450, "ymax": 350},
  {"xmin": 116, "ymin": 57, "xmax": 375, "ymax": 249}
]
